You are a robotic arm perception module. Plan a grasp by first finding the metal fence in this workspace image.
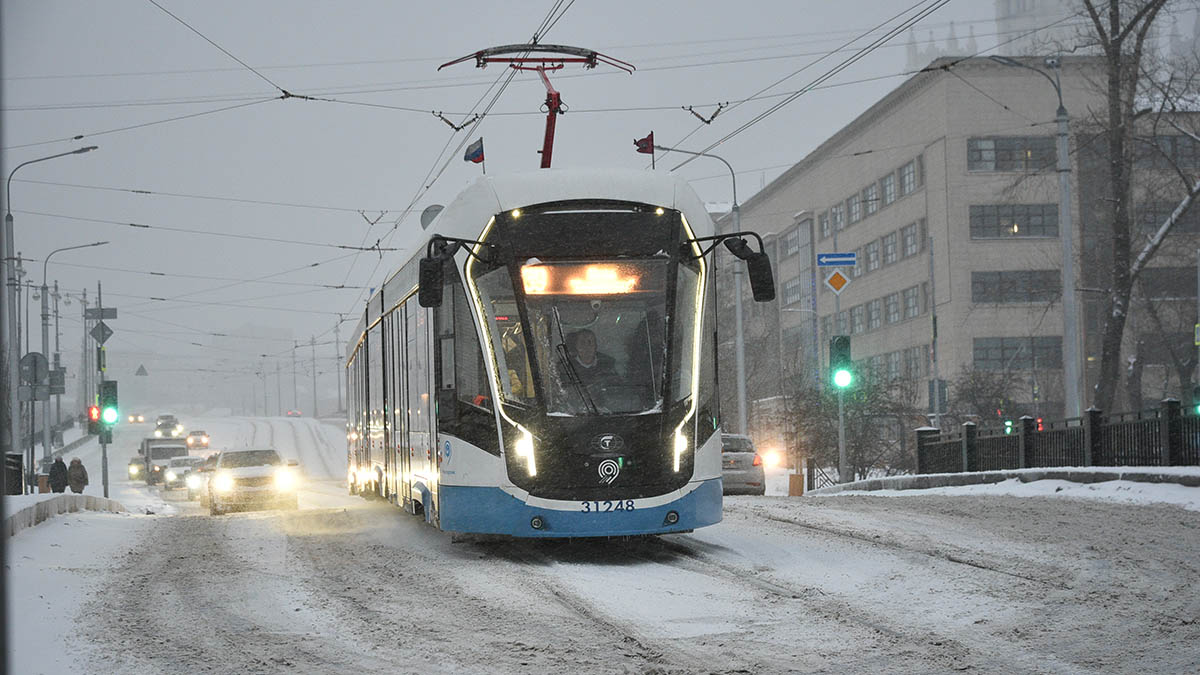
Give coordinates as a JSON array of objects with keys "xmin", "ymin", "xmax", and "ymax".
[{"xmin": 916, "ymin": 399, "xmax": 1196, "ymax": 474}]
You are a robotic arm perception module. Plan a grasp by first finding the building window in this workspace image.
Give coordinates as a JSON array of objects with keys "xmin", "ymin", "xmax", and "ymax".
[
  {"xmin": 900, "ymin": 161, "xmax": 917, "ymax": 195},
  {"xmin": 901, "ymin": 222, "xmax": 919, "ymax": 257},
  {"xmin": 881, "ymin": 173, "xmax": 897, "ymax": 206},
  {"xmin": 865, "ymin": 240, "xmax": 881, "ymax": 271},
  {"xmin": 831, "ymin": 204, "xmax": 845, "ymax": 231},
  {"xmin": 848, "ymin": 194, "xmax": 862, "ymax": 223},
  {"xmin": 1136, "ymin": 201, "xmax": 1200, "ymax": 233},
  {"xmin": 783, "ymin": 228, "xmax": 801, "ymax": 256},
  {"xmin": 850, "ymin": 305, "xmax": 866, "ymax": 334},
  {"xmin": 902, "ymin": 286, "xmax": 920, "ymax": 319},
  {"xmin": 864, "ymin": 183, "xmax": 879, "ymax": 215},
  {"xmin": 904, "ymin": 345, "xmax": 927, "ymax": 377},
  {"xmin": 869, "ymin": 355, "xmax": 884, "ymax": 376},
  {"xmin": 783, "ymin": 277, "xmax": 804, "ymax": 305},
  {"xmin": 836, "ymin": 311, "xmax": 848, "ymax": 334},
  {"xmin": 973, "ymin": 336, "xmax": 1063, "ymax": 370},
  {"xmin": 851, "ymin": 247, "xmax": 864, "ymax": 278},
  {"xmin": 969, "ymin": 204, "xmax": 1058, "ymax": 238},
  {"xmin": 867, "ymin": 299, "xmax": 882, "ymax": 330},
  {"xmin": 968, "ymin": 136, "xmax": 1055, "ymax": 171},
  {"xmin": 886, "ymin": 351, "xmax": 901, "ymax": 381},
  {"xmin": 1138, "ymin": 266, "xmax": 1198, "ymax": 299},
  {"xmin": 819, "ymin": 212, "xmax": 831, "ymax": 240},
  {"xmin": 882, "ymin": 232, "xmax": 898, "ymax": 265},
  {"xmin": 885, "ymin": 293, "xmax": 901, "ymax": 323},
  {"xmin": 972, "ymin": 270, "xmax": 1061, "ymax": 303},
  {"xmin": 1138, "ymin": 135, "xmax": 1200, "ymax": 169}
]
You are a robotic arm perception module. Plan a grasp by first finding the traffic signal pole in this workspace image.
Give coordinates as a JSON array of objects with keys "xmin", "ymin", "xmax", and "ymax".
[
  {"xmin": 97, "ymin": 281, "xmax": 108, "ymax": 498},
  {"xmin": 837, "ymin": 389, "xmax": 847, "ymax": 483}
]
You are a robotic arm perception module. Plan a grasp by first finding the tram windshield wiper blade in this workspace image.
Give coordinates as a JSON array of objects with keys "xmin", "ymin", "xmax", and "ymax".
[{"xmin": 552, "ymin": 306, "xmax": 597, "ymax": 415}]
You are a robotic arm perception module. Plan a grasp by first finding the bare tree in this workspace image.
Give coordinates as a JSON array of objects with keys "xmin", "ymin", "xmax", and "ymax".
[{"xmin": 1080, "ymin": 0, "xmax": 1200, "ymax": 410}]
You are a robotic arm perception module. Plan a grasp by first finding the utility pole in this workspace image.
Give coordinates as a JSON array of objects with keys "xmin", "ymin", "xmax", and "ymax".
[
  {"xmin": 292, "ymin": 341, "xmax": 298, "ymax": 413},
  {"xmin": 52, "ymin": 281, "xmax": 60, "ymax": 441},
  {"xmin": 334, "ymin": 318, "xmax": 343, "ymax": 413},
  {"xmin": 96, "ymin": 281, "xmax": 108, "ymax": 498},
  {"xmin": 310, "ymin": 336, "xmax": 318, "ymax": 418},
  {"xmin": 929, "ymin": 236, "xmax": 941, "ymax": 429},
  {"xmin": 276, "ymin": 361, "xmax": 282, "ymax": 417}
]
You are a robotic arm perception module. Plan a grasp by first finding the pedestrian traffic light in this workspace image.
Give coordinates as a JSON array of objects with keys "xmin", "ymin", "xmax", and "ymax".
[
  {"xmin": 99, "ymin": 380, "xmax": 118, "ymax": 426},
  {"xmin": 87, "ymin": 405, "xmax": 101, "ymax": 434},
  {"xmin": 829, "ymin": 335, "xmax": 852, "ymax": 389},
  {"xmin": 1192, "ymin": 385, "xmax": 1200, "ymax": 415}
]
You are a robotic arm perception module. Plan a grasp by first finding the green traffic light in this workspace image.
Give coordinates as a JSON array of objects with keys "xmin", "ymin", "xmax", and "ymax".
[
  {"xmin": 1004, "ymin": 420, "xmax": 1014, "ymax": 435},
  {"xmin": 101, "ymin": 407, "xmax": 119, "ymax": 425},
  {"xmin": 832, "ymin": 368, "xmax": 853, "ymax": 388}
]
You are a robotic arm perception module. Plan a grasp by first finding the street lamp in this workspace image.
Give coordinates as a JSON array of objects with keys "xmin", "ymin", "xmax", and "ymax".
[
  {"xmin": 988, "ymin": 55, "xmax": 1081, "ymax": 419},
  {"xmin": 2, "ymin": 145, "xmax": 98, "ymax": 457},
  {"xmin": 39, "ymin": 242, "xmax": 108, "ymax": 463},
  {"xmin": 654, "ymin": 143, "xmax": 749, "ymax": 435}
]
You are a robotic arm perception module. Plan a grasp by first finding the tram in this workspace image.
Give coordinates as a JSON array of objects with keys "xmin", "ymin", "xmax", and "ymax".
[{"xmin": 345, "ymin": 167, "xmax": 775, "ymax": 537}]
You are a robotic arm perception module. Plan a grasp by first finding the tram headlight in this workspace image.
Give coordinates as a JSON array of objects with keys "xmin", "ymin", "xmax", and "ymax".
[
  {"xmin": 514, "ymin": 428, "xmax": 537, "ymax": 477},
  {"xmin": 673, "ymin": 427, "xmax": 689, "ymax": 472}
]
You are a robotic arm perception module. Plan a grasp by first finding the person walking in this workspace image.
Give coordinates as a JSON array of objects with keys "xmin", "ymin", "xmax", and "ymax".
[
  {"xmin": 67, "ymin": 458, "xmax": 89, "ymax": 494},
  {"xmin": 48, "ymin": 456, "xmax": 68, "ymax": 493}
]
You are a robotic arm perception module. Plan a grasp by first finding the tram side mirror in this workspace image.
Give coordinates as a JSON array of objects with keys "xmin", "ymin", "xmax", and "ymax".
[
  {"xmin": 723, "ymin": 237, "xmax": 775, "ymax": 302},
  {"xmin": 418, "ymin": 257, "xmax": 444, "ymax": 308},
  {"xmin": 747, "ymin": 252, "xmax": 775, "ymax": 302}
]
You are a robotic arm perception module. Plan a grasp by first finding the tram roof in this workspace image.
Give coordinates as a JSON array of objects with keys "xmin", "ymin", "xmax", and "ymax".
[{"xmin": 432, "ymin": 167, "xmax": 714, "ymax": 240}]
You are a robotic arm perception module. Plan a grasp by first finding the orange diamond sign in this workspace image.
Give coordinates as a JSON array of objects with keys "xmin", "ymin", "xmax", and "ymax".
[{"xmin": 825, "ymin": 270, "xmax": 850, "ymax": 294}]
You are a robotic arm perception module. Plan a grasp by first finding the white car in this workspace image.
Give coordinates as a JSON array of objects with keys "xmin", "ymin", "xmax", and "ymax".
[{"xmin": 207, "ymin": 448, "xmax": 300, "ymax": 516}]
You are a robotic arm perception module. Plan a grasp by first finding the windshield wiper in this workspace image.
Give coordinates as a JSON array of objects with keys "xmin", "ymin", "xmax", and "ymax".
[{"xmin": 552, "ymin": 306, "xmax": 598, "ymax": 414}]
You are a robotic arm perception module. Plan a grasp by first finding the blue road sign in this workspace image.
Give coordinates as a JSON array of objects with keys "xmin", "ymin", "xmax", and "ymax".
[{"xmin": 817, "ymin": 252, "xmax": 857, "ymax": 267}]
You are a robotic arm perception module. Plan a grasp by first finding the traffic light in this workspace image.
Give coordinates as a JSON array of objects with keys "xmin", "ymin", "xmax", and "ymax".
[
  {"xmin": 1193, "ymin": 385, "xmax": 1200, "ymax": 416},
  {"xmin": 829, "ymin": 335, "xmax": 852, "ymax": 389},
  {"xmin": 99, "ymin": 380, "xmax": 119, "ymax": 426},
  {"xmin": 87, "ymin": 405, "xmax": 101, "ymax": 435},
  {"xmin": 1004, "ymin": 419, "xmax": 1014, "ymax": 435}
]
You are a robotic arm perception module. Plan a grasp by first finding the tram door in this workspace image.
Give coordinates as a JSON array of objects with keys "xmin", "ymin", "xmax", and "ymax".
[
  {"xmin": 393, "ymin": 304, "xmax": 412, "ymax": 511},
  {"xmin": 407, "ymin": 299, "xmax": 436, "ymax": 516},
  {"xmin": 382, "ymin": 309, "xmax": 400, "ymax": 504}
]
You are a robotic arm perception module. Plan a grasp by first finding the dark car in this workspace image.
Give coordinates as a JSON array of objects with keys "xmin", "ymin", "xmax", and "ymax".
[
  {"xmin": 154, "ymin": 414, "xmax": 184, "ymax": 439},
  {"xmin": 127, "ymin": 455, "xmax": 147, "ymax": 481},
  {"xmin": 186, "ymin": 430, "xmax": 210, "ymax": 450},
  {"xmin": 721, "ymin": 434, "xmax": 765, "ymax": 495}
]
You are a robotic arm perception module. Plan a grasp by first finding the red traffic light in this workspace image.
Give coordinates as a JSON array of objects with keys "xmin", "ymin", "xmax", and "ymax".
[{"xmin": 88, "ymin": 405, "xmax": 101, "ymax": 422}]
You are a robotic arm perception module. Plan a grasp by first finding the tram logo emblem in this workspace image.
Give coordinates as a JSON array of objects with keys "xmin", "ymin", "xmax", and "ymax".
[
  {"xmin": 597, "ymin": 458, "xmax": 621, "ymax": 485},
  {"xmin": 591, "ymin": 433, "xmax": 625, "ymax": 453}
]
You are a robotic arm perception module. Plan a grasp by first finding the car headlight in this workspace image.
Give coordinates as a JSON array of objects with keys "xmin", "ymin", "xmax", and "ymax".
[
  {"xmin": 213, "ymin": 473, "xmax": 234, "ymax": 493},
  {"xmin": 187, "ymin": 437, "xmax": 194, "ymax": 445},
  {"xmin": 138, "ymin": 415, "xmax": 145, "ymax": 422},
  {"xmin": 202, "ymin": 436, "xmax": 209, "ymax": 444},
  {"xmin": 154, "ymin": 430, "xmax": 163, "ymax": 438},
  {"xmin": 165, "ymin": 470, "xmax": 178, "ymax": 482},
  {"xmin": 153, "ymin": 465, "xmax": 161, "ymax": 472},
  {"xmin": 275, "ymin": 468, "xmax": 299, "ymax": 491},
  {"xmin": 128, "ymin": 415, "xmax": 135, "ymax": 423},
  {"xmin": 128, "ymin": 464, "xmax": 140, "ymax": 476},
  {"xmin": 185, "ymin": 474, "xmax": 202, "ymax": 489}
]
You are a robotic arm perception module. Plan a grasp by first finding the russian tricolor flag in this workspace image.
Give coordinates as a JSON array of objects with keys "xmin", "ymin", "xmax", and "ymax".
[{"xmin": 464, "ymin": 137, "xmax": 484, "ymax": 164}]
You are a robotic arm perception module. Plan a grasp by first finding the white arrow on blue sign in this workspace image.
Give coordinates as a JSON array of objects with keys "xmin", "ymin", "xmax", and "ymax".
[{"xmin": 817, "ymin": 252, "xmax": 857, "ymax": 267}]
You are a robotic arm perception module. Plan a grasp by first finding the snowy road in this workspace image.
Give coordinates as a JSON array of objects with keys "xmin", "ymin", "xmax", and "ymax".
[{"xmin": 10, "ymin": 417, "xmax": 1200, "ymax": 673}]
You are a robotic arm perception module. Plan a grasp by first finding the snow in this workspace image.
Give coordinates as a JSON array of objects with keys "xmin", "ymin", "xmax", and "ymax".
[{"xmin": 8, "ymin": 423, "xmax": 1200, "ymax": 673}]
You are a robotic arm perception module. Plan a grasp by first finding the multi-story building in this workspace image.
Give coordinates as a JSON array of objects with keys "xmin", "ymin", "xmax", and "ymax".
[{"xmin": 718, "ymin": 55, "xmax": 1113, "ymax": 449}]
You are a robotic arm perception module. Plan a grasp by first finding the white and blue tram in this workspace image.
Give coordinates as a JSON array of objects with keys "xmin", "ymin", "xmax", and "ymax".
[{"xmin": 345, "ymin": 167, "xmax": 774, "ymax": 537}]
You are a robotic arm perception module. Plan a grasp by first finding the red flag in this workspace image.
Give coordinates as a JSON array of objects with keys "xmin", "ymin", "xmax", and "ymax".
[{"xmin": 634, "ymin": 132, "xmax": 654, "ymax": 154}]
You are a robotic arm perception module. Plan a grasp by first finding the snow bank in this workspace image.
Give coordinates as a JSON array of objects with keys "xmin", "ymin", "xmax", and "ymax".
[{"xmin": 4, "ymin": 493, "xmax": 126, "ymax": 537}]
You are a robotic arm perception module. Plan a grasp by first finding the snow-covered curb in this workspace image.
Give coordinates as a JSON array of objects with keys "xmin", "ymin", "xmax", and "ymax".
[
  {"xmin": 808, "ymin": 467, "xmax": 1200, "ymax": 495},
  {"xmin": 5, "ymin": 494, "xmax": 126, "ymax": 537}
]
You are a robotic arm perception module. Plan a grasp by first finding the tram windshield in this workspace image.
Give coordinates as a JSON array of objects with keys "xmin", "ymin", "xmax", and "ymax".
[{"xmin": 473, "ymin": 258, "xmax": 700, "ymax": 416}]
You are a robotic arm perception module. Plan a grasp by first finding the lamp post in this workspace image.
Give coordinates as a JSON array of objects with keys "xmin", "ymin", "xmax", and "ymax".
[
  {"xmin": 654, "ymin": 143, "xmax": 748, "ymax": 434},
  {"xmin": 2, "ymin": 145, "xmax": 98, "ymax": 458},
  {"xmin": 39, "ymin": 242, "xmax": 108, "ymax": 462},
  {"xmin": 989, "ymin": 55, "xmax": 1080, "ymax": 418}
]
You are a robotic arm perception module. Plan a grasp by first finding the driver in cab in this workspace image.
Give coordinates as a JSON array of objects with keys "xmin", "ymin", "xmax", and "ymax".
[{"xmin": 568, "ymin": 329, "xmax": 620, "ymax": 387}]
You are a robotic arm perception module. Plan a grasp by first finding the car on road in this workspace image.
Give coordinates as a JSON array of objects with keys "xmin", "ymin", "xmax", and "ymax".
[
  {"xmin": 195, "ymin": 453, "xmax": 220, "ymax": 504},
  {"xmin": 285, "ymin": 410, "xmax": 302, "ymax": 417},
  {"xmin": 127, "ymin": 455, "xmax": 146, "ymax": 480},
  {"xmin": 127, "ymin": 413, "xmax": 146, "ymax": 423},
  {"xmin": 154, "ymin": 413, "xmax": 184, "ymax": 438},
  {"xmin": 721, "ymin": 434, "xmax": 765, "ymax": 495},
  {"xmin": 186, "ymin": 430, "xmax": 210, "ymax": 449},
  {"xmin": 141, "ymin": 439, "xmax": 189, "ymax": 485},
  {"xmin": 207, "ymin": 448, "xmax": 300, "ymax": 515},
  {"xmin": 162, "ymin": 456, "xmax": 206, "ymax": 492}
]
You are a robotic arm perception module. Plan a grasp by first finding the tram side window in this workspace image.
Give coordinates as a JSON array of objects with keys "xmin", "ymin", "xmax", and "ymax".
[{"xmin": 435, "ymin": 271, "xmax": 499, "ymax": 455}]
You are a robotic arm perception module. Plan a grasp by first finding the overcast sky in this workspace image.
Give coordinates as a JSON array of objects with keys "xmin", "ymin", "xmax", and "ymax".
[{"xmin": 2, "ymin": 0, "xmax": 1019, "ymax": 405}]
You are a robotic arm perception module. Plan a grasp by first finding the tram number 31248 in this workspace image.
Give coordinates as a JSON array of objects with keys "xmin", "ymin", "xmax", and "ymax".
[{"xmin": 580, "ymin": 500, "xmax": 637, "ymax": 513}]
